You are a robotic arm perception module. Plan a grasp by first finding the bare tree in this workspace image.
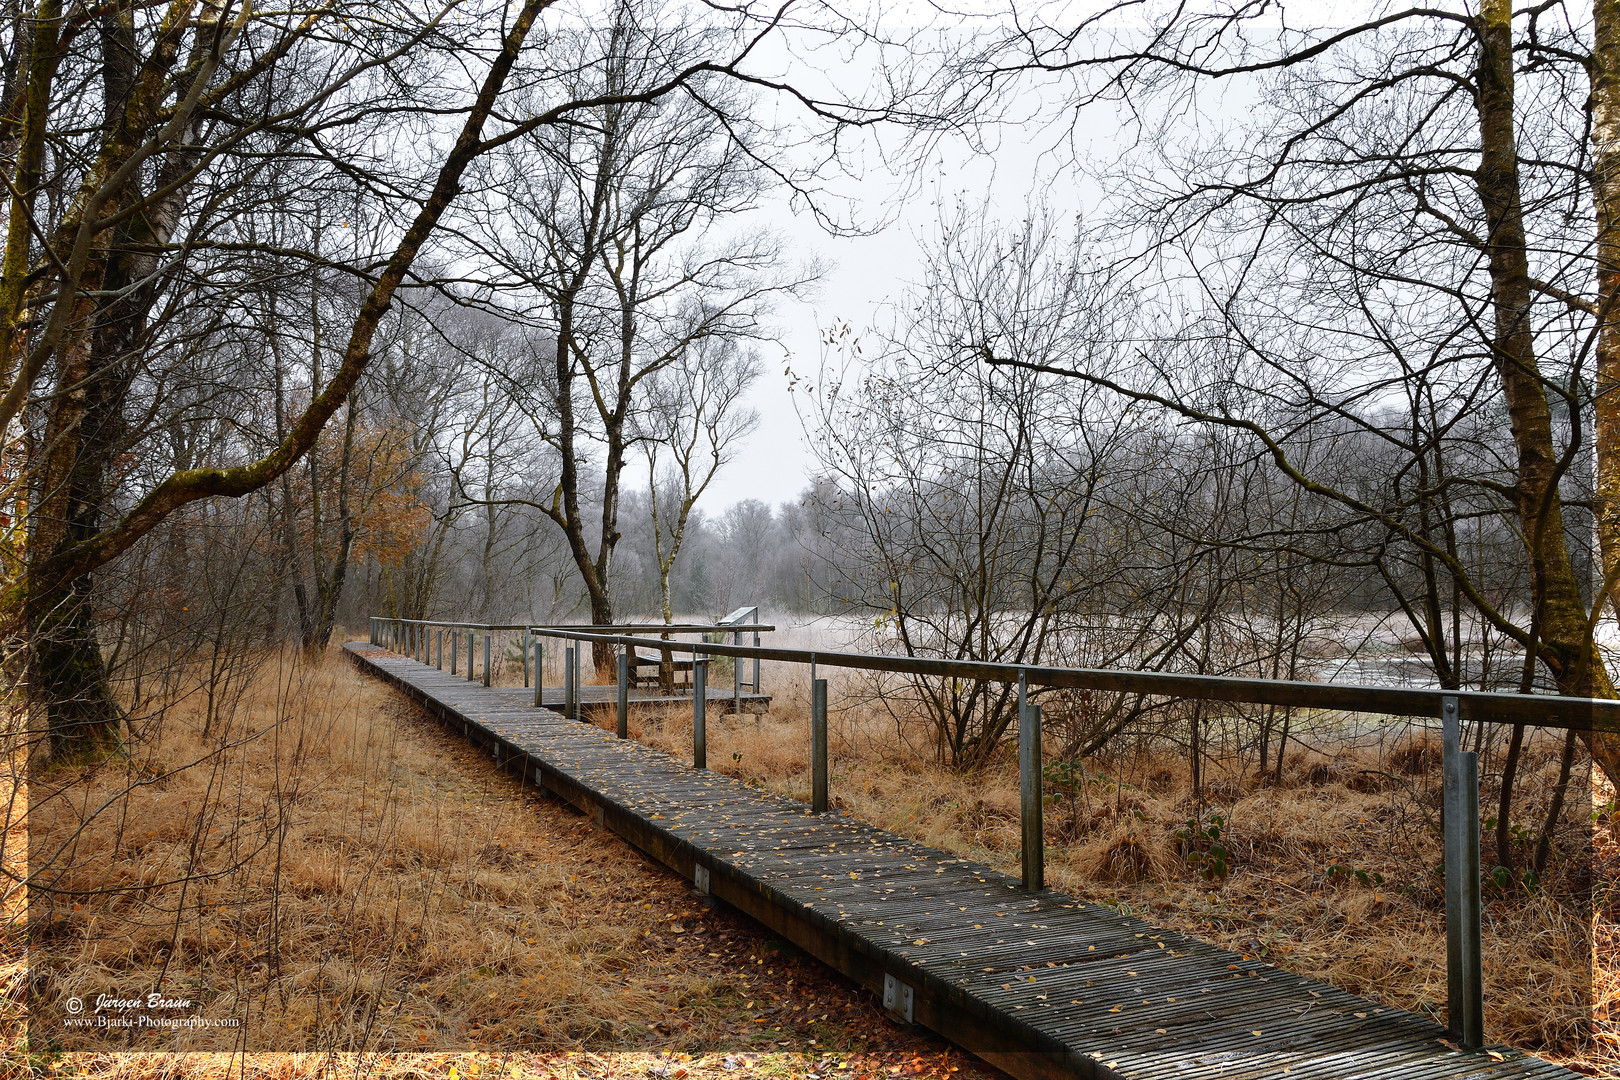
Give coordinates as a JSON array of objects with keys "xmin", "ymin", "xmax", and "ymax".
[
  {"xmin": 459, "ymin": 2, "xmax": 812, "ymax": 669},
  {"xmin": 638, "ymin": 337, "xmax": 759, "ymax": 687},
  {"xmin": 3, "ymin": 0, "xmax": 556, "ymax": 758},
  {"xmin": 946, "ymin": 2, "xmax": 1620, "ymax": 788},
  {"xmin": 801, "ymin": 208, "xmax": 1284, "ymax": 766}
]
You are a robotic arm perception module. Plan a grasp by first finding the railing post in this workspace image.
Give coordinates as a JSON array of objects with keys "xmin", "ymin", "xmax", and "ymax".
[
  {"xmin": 1442, "ymin": 694, "xmax": 1483, "ymax": 1049},
  {"xmin": 564, "ymin": 645, "xmax": 576, "ymax": 720},
  {"xmin": 573, "ymin": 639, "xmax": 583, "ymax": 719},
  {"xmin": 436, "ymin": 629, "xmax": 443, "ymax": 670},
  {"xmin": 734, "ymin": 628, "xmax": 743, "ymax": 715},
  {"xmin": 483, "ymin": 632, "xmax": 492, "ymax": 687},
  {"xmin": 811, "ymin": 678, "xmax": 828, "ymax": 813},
  {"xmin": 753, "ymin": 627, "xmax": 761, "ymax": 695},
  {"xmin": 1019, "ymin": 672, "xmax": 1044, "ymax": 892},
  {"xmin": 523, "ymin": 632, "xmax": 531, "ymax": 688},
  {"xmin": 467, "ymin": 632, "xmax": 476, "ymax": 682},
  {"xmin": 693, "ymin": 656, "xmax": 708, "ymax": 769},
  {"xmin": 450, "ymin": 630, "xmax": 458, "ymax": 674},
  {"xmin": 617, "ymin": 651, "xmax": 629, "ymax": 739},
  {"xmin": 534, "ymin": 639, "xmax": 544, "ymax": 708}
]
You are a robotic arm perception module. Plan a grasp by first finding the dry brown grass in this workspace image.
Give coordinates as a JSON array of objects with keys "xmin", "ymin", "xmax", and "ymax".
[
  {"xmin": 614, "ymin": 661, "xmax": 1618, "ymax": 1076},
  {"xmin": 7, "ymin": 648, "xmax": 1001, "ymax": 1080}
]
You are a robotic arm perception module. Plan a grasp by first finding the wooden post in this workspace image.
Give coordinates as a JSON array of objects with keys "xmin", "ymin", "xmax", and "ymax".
[
  {"xmin": 1442, "ymin": 694, "xmax": 1484, "ymax": 1049},
  {"xmin": 693, "ymin": 657, "xmax": 708, "ymax": 769},
  {"xmin": 564, "ymin": 645, "xmax": 576, "ymax": 720},
  {"xmin": 450, "ymin": 630, "xmax": 458, "ymax": 674},
  {"xmin": 617, "ymin": 651, "xmax": 629, "ymax": 739},
  {"xmin": 534, "ymin": 640, "xmax": 544, "ymax": 708},
  {"xmin": 523, "ymin": 633, "xmax": 531, "ymax": 688},
  {"xmin": 734, "ymin": 629, "xmax": 742, "ymax": 716},
  {"xmin": 467, "ymin": 632, "xmax": 476, "ymax": 682},
  {"xmin": 1019, "ymin": 672, "xmax": 1043, "ymax": 892},
  {"xmin": 436, "ymin": 629, "xmax": 443, "ymax": 669},
  {"xmin": 483, "ymin": 633, "xmax": 492, "ymax": 687},
  {"xmin": 811, "ymin": 678, "xmax": 828, "ymax": 813}
]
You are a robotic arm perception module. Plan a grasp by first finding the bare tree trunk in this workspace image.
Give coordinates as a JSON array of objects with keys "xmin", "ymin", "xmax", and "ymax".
[
  {"xmin": 1532, "ymin": 727, "xmax": 1580, "ymax": 881},
  {"xmin": 1475, "ymin": 0, "xmax": 1620, "ymax": 782},
  {"xmin": 1594, "ymin": 0, "xmax": 1620, "ymax": 628},
  {"xmin": 270, "ymin": 308, "xmax": 315, "ymax": 646},
  {"xmin": 313, "ymin": 392, "xmax": 357, "ymax": 649}
]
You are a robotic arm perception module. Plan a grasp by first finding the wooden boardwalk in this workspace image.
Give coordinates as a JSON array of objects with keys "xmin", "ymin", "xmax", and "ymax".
[{"xmin": 345, "ymin": 642, "xmax": 1578, "ymax": 1080}]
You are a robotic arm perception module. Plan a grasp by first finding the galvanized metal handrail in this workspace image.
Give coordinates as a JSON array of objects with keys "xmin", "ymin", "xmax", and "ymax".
[{"xmin": 521, "ymin": 626, "xmax": 1620, "ymax": 732}]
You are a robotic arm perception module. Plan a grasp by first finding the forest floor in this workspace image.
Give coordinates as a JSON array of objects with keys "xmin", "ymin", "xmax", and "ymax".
[{"xmin": 8, "ymin": 649, "xmax": 1003, "ymax": 1080}]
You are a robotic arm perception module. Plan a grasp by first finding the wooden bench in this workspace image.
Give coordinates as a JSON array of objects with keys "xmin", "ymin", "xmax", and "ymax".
[{"xmin": 627, "ymin": 648, "xmax": 695, "ymax": 690}]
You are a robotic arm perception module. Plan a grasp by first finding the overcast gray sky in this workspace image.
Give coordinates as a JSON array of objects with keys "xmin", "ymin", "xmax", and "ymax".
[{"xmin": 699, "ymin": 111, "xmax": 1093, "ymax": 512}]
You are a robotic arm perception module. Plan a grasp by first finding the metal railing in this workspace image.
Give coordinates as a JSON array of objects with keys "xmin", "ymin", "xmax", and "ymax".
[
  {"xmin": 365, "ymin": 616, "xmax": 776, "ymax": 709},
  {"xmin": 717, "ymin": 605, "xmax": 763, "ymax": 717},
  {"xmin": 368, "ymin": 616, "xmax": 1620, "ymax": 1050}
]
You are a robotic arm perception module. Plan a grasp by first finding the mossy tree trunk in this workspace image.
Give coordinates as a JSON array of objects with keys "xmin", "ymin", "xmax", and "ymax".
[{"xmin": 1474, "ymin": 0, "xmax": 1620, "ymax": 785}]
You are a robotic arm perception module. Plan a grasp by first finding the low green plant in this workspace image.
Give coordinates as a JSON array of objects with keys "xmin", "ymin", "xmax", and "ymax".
[
  {"xmin": 1174, "ymin": 814, "xmax": 1230, "ymax": 882},
  {"xmin": 1325, "ymin": 860, "xmax": 1385, "ymax": 887}
]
